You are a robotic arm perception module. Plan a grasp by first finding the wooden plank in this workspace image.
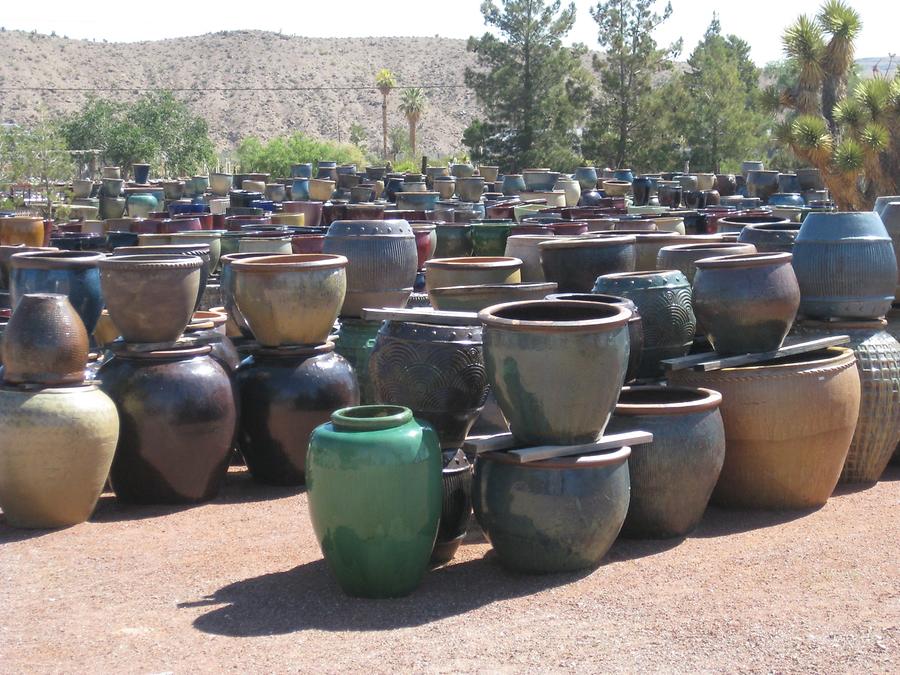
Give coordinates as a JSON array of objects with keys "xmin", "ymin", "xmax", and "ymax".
[
  {"xmin": 361, "ymin": 307, "xmax": 480, "ymax": 326},
  {"xmin": 661, "ymin": 335, "xmax": 849, "ymax": 373},
  {"xmin": 465, "ymin": 430, "xmax": 653, "ymax": 463}
]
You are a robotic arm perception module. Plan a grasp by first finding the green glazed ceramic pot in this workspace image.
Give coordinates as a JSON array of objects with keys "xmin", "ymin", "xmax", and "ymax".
[
  {"xmin": 307, "ymin": 405, "xmax": 442, "ymax": 598},
  {"xmin": 471, "ymin": 221, "xmax": 512, "ymax": 257},
  {"xmin": 479, "ymin": 300, "xmax": 631, "ymax": 445},
  {"xmin": 606, "ymin": 386, "xmax": 725, "ymax": 538},
  {"xmin": 333, "ymin": 318, "xmax": 382, "ymax": 405},
  {"xmin": 473, "ymin": 446, "xmax": 631, "ymax": 573},
  {"xmin": 433, "ymin": 224, "xmax": 473, "ymax": 258}
]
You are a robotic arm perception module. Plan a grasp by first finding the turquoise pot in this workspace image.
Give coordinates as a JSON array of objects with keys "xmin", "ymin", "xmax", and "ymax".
[
  {"xmin": 574, "ymin": 167, "xmax": 598, "ymax": 191},
  {"xmin": 501, "ymin": 174, "xmax": 526, "ymax": 196},
  {"xmin": 768, "ymin": 192, "xmax": 805, "ymax": 207},
  {"xmin": 473, "ymin": 446, "xmax": 631, "ymax": 573},
  {"xmin": 307, "ymin": 405, "xmax": 442, "ymax": 598},
  {"xmin": 126, "ymin": 193, "xmax": 158, "ymax": 218}
]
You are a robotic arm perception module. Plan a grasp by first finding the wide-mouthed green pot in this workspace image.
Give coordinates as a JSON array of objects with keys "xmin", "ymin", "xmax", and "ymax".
[
  {"xmin": 231, "ymin": 254, "xmax": 347, "ymax": 347},
  {"xmin": 473, "ymin": 446, "xmax": 631, "ymax": 573},
  {"xmin": 479, "ymin": 300, "xmax": 631, "ymax": 445},
  {"xmin": 307, "ymin": 405, "xmax": 442, "ymax": 598}
]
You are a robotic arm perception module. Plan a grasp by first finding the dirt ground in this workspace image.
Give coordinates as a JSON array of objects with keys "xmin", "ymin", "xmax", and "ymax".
[{"xmin": 2, "ymin": 466, "xmax": 898, "ymax": 674}]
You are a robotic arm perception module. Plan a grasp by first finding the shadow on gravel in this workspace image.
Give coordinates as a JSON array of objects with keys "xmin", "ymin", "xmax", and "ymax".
[
  {"xmin": 606, "ymin": 536, "xmax": 685, "ymax": 562},
  {"xmin": 0, "ymin": 519, "xmax": 62, "ymax": 543},
  {"xmin": 185, "ymin": 551, "xmax": 591, "ymax": 635},
  {"xmin": 691, "ymin": 505, "xmax": 817, "ymax": 538},
  {"xmin": 89, "ymin": 467, "xmax": 303, "ymax": 522}
]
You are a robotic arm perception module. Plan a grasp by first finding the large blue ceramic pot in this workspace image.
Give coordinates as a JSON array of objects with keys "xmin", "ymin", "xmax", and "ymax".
[
  {"xmin": 291, "ymin": 163, "xmax": 313, "ymax": 179},
  {"xmin": 9, "ymin": 251, "xmax": 104, "ymax": 333},
  {"xmin": 396, "ymin": 191, "xmax": 440, "ymax": 212},
  {"xmin": 473, "ymin": 446, "xmax": 631, "ymax": 573},
  {"xmin": 613, "ymin": 168, "xmax": 634, "ymax": 183},
  {"xmin": 291, "ymin": 178, "xmax": 310, "ymax": 201},
  {"xmin": 792, "ymin": 211, "xmax": 897, "ymax": 319},
  {"xmin": 768, "ymin": 193, "xmax": 805, "ymax": 208},
  {"xmin": 574, "ymin": 167, "xmax": 598, "ymax": 191}
]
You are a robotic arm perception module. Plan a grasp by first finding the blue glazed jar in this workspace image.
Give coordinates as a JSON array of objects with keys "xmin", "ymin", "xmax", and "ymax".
[
  {"xmin": 290, "ymin": 163, "xmax": 313, "ymax": 179},
  {"xmin": 501, "ymin": 174, "xmax": 527, "ymax": 196},
  {"xmin": 250, "ymin": 200, "xmax": 276, "ymax": 213},
  {"xmin": 768, "ymin": 193, "xmax": 805, "ymax": 208},
  {"xmin": 9, "ymin": 251, "xmax": 104, "ymax": 333},
  {"xmin": 574, "ymin": 166, "xmax": 598, "ymax": 191},
  {"xmin": 291, "ymin": 178, "xmax": 310, "ymax": 201},
  {"xmin": 614, "ymin": 168, "xmax": 635, "ymax": 183},
  {"xmin": 49, "ymin": 233, "xmax": 107, "ymax": 252}
]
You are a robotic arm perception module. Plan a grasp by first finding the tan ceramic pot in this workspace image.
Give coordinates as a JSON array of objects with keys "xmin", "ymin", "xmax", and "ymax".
[
  {"xmin": 309, "ymin": 178, "xmax": 336, "ymax": 202},
  {"xmin": 238, "ymin": 237, "xmax": 293, "ymax": 254},
  {"xmin": 0, "ymin": 216, "xmax": 44, "ymax": 247},
  {"xmin": 169, "ymin": 231, "xmax": 224, "ymax": 271},
  {"xmin": 425, "ymin": 256, "xmax": 522, "ymax": 292},
  {"xmin": 504, "ymin": 234, "xmax": 556, "ymax": 282},
  {"xmin": 231, "ymin": 254, "xmax": 348, "ymax": 347},
  {"xmin": 0, "ymin": 383, "xmax": 119, "ymax": 528},
  {"xmin": 669, "ymin": 347, "xmax": 861, "ymax": 509},
  {"xmin": 242, "ymin": 179, "xmax": 266, "ymax": 193}
]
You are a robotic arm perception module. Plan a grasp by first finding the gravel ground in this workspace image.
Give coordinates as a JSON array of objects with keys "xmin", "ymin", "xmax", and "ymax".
[{"xmin": 2, "ymin": 466, "xmax": 898, "ymax": 674}]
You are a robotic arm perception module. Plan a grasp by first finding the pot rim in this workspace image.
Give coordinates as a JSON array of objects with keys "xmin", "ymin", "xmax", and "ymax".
[
  {"xmin": 10, "ymin": 250, "xmax": 105, "ymax": 269},
  {"xmin": 98, "ymin": 253, "xmax": 204, "ymax": 270},
  {"xmin": 714, "ymin": 345, "xmax": 854, "ymax": 374},
  {"xmin": 330, "ymin": 404, "xmax": 413, "ymax": 431},
  {"xmin": 613, "ymin": 385, "xmax": 722, "ymax": 415},
  {"xmin": 427, "ymin": 256, "xmax": 522, "ymax": 269},
  {"xmin": 431, "ymin": 282, "xmax": 558, "ymax": 294},
  {"xmin": 109, "ymin": 343, "xmax": 213, "ymax": 359},
  {"xmin": 0, "ymin": 381, "xmax": 98, "ymax": 393},
  {"xmin": 481, "ymin": 445, "xmax": 631, "ymax": 469},
  {"xmin": 221, "ymin": 252, "xmax": 292, "ymax": 265},
  {"xmin": 479, "ymin": 299, "xmax": 631, "ymax": 332},
  {"xmin": 116, "ymin": 244, "xmax": 210, "ymax": 254},
  {"xmin": 538, "ymin": 235, "xmax": 635, "ymax": 250},
  {"xmin": 229, "ymin": 253, "xmax": 348, "ymax": 272},
  {"xmin": 659, "ymin": 242, "xmax": 754, "ymax": 253},
  {"xmin": 253, "ymin": 341, "xmax": 335, "ymax": 358},
  {"xmin": 718, "ymin": 216, "xmax": 790, "ymax": 226},
  {"xmin": 544, "ymin": 292, "xmax": 634, "ymax": 308},
  {"xmin": 694, "ymin": 251, "xmax": 793, "ymax": 268}
]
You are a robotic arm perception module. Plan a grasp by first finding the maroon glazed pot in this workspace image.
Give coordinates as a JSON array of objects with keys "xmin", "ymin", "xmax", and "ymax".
[
  {"xmin": 512, "ymin": 223, "xmax": 554, "ymax": 235},
  {"xmin": 411, "ymin": 224, "xmax": 436, "ymax": 269},
  {"xmin": 485, "ymin": 202, "xmax": 518, "ymax": 220},
  {"xmin": 174, "ymin": 213, "xmax": 212, "ymax": 230},
  {"xmin": 212, "ymin": 213, "xmax": 226, "ymax": 229},
  {"xmin": 291, "ymin": 234, "xmax": 326, "ymax": 254},
  {"xmin": 281, "ymin": 201, "xmax": 324, "ymax": 227},
  {"xmin": 132, "ymin": 219, "xmax": 164, "ymax": 234},
  {"xmin": 384, "ymin": 209, "xmax": 427, "ymax": 221},
  {"xmin": 168, "ymin": 216, "xmax": 202, "ymax": 232},
  {"xmin": 346, "ymin": 203, "xmax": 386, "ymax": 220},
  {"xmin": 552, "ymin": 221, "xmax": 589, "ymax": 236},
  {"xmin": 56, "ymin": 222, "xmax": 83, "ymax": 233}
]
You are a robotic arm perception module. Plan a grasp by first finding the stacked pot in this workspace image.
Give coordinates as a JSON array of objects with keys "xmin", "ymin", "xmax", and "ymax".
[
  {"xmin": 95, "ymin": 250, "xmax": 238, "ymax": 503},
  {"xmin": 231, "ymin": 252, "xmax": 358, "ymax": 486},
  {"xmin": 0, "ymin": 293, "xmax": 119, "ymax": 528},
  {"xmin": 473, "ymin": 299, "xmax": 634, "ymax": 573}
]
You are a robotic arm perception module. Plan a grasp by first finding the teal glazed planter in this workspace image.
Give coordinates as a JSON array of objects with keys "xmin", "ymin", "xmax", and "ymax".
[
  {"xmin": 479, "ymin": 300, "xmax": 631, "ymax": 445},
  {"xmin": 574, "ymin": 167, "xmax": 598, "ymax": 191},
  {"xmin": 291, "ymin": 178, "xmax": 310, "ymax": 201},
  {"xmin": 307, "ymin": 405, "xmax": 442, "ymax": 598},
  {"xmin": 606, "ymin": 386, "xmax": 725, "ymax": 538},
  {"xmin": 792, "ymin": 211, "xmax": 897, "ymax": 319},
  {"xmin": 473, "ymin": 446, "xmax": 631, "ymax": 573},
  {"xmin": 471, "ymin": 221, "xmax": 512, "ymax": 257},
  {"xmin": 593, "ymin": 270, "xmax": 695, "ymax": 378},
  {"xmin": 333, "ymin": 318, "xmax": 381, "ymax": 404},
  {"xmin": 433, "ymin": 224, "xmax": 473, "ymax": 258},
  {"xmin": 126, "ymin": 193, "xmax": 158, "ymax": 218},
  {"xmin": 501, "ymin": 174, "xmax": 527, "ymax": 196}
]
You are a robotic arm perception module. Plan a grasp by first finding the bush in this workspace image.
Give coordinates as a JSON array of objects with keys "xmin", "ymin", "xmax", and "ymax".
[{"xmin": 235, "ymin": 133, "xmax": 367, "ymax": 176}]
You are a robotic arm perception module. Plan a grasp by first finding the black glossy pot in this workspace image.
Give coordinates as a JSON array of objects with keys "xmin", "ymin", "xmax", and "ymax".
[{"xmin": 236, "ymin": 342, "xmax": 359, "ymax": 485}]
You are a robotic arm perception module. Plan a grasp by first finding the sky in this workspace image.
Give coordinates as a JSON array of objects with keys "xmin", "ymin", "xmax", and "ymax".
[{"xmin": 2, "ymin": 0, "xmax": 897, "ymax": 67}]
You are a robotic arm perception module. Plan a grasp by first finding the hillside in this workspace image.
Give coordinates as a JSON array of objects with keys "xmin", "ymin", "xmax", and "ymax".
[{"xmin": 0, "ymin": 29, "xmax": 481, "ymax": 159}]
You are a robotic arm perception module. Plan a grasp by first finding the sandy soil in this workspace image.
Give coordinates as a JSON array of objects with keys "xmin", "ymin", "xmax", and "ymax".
[{"xmin": 2, "ymin": 466, "xmax": 898, "ymax": 674}]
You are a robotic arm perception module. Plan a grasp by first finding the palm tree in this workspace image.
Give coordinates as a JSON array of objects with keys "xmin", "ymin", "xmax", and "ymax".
[
  {"xmin": 399, "ymin": 88, "xmax": 427, "ymax": 159},
  {"xmin": 375, "ymin": 69, "xmax": 397, "ymax": 160}
]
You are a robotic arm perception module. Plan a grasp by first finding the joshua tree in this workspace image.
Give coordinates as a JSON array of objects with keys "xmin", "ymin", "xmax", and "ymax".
[
  {"xmin": 766, "ymin": 0, "xmax": 899, "ymax": 209},
  {"xmin": 375, "ymin": 69, "xmax": 397, "ymax": 160},
  {"xmin": 399, "ymin": 87, "xmax": 427, "ymax": 159}
]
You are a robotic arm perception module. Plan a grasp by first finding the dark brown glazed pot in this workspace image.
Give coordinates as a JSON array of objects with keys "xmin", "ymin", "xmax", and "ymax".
[
  {"xmin": 545, "ymin": 292, "xmax": 643, "ymax": 383},
  {"xmin": 98, "ymin": 344, "xmax": 237, "ymax": 504},
  {"xmin": 98, "ymin": 254, "xmax": 203, "ymax": 343},
  {"xmin": 736, "ymin": 222, "xmax": 802, "ymax": 253},
  {"xmin": 1, "ymin": 293, "xmax": 88, "ymax": 385},
  {"xmin": 693, "ymin": 252, "xmax": 800, "ymax": 355},
  {"xmin": 112, "ymin": 243, "xmax": 211, "ymax": 309},
  {"xmin": 539, "ymin": 235, "xmax": 636, "ymax": 292},
  {"xmin": 656, "ymin": 242, "xmax": 758, "ymax": 284},
  {"xmin": 236, "ymin": 342, "xmax": 359, "ymax": 485}
]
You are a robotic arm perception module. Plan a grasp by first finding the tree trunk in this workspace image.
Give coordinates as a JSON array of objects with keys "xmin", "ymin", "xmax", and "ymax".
[
  {"xmin": 382, "ymin": 96, "xmax": 388, "ymax": 160},
  {"xmin": 409, "ymin": 119, "xmax": 417, "ymax": 158}
]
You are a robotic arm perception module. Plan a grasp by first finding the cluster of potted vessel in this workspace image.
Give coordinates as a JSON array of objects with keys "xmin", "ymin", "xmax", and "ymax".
[{"xmin": 1, "ymin": 157, "xmax": 899, "ymax": 600}]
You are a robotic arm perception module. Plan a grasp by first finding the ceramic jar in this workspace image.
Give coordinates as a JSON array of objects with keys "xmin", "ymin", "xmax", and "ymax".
[
  {"xmin": 9, "ymin": 250, "xmax": 104, "ymax": 335},
  {"xmin": 473, "ymin": 446, "xmax": 631, "ymax": 573},
  {"xmin": 792, "ymin": 320, "xmax": 900, "ymax": 483},
  {"xmin": 876, "ymin": 201, "xmax": 900, "ymax": 300},
  {"xmin": 322, "ymin": 220, "xmax": 417, "ymax": 317},
  {"xmin": 333, "ymin": 318, "xmax": 381, "ymax": 404},
  {"xmin": 693, "ymin": 252, "xmax": 800, "ymax": 354},
  {"xmin": 593, "ymin": 270, "xmax": 695, "ymax": 378},
  {"xmin": 411, "ymin": 223, "xmax": 437, "ymax": 270},
  {"xmin": 98, "ymin": 254, "xmax": 202, "ymax": 343},
  {"xmin": 656, "ymin": 242, "xmax": 757, "ymax": 283},
  {"xmin": 370, "ymin": 321, "xmax": 489, "ymax": 450},
  {"xmin": 307, "ymin": 405, "xmax": 442, "ymax": 597},
  {"xmin": 554, "ymin": 177, "xmax": 582, "ymax": 207},
  {"xmin": 456, "ymin": 176, "xmax": 485, "ymax": 202},
  {"xmin": 0, "ymin": 216, "xmax": 44, "ymax": 247},
  {"xmin": 716, "ymin": 215, "xmax": 791, "ymax": 234},
  {"xmin": 479, "ymin": 300, "xmax": 631, "ymax": 445},
  {"xmin": 501, "ymin": 174, "xmax": 527, "ymax": 196},
  {"xmin": 746, "ymin": 170, "xmax": 780, "ymax": 202},
  {"xmin": 606, "ymin": 386, "xmax": 725, "ymax": 537},
  {"xmin": 539, "ymin": 235, "xmax": 636, "ymax": 292},
  {"xmin": 574, "ymin": 167, "xmax": 598, "ymax": 191},
  {"xmin": 792, "ymin": 212, "xmax": 897, "ymax": 319},
  {"xmin": 592, "ymin": 231, "xmax": 698, "ymax": 272},
  {"xmin": 425, "ymin": 256, "xmax": 522, "ymax": 291},
  {"xmin": 231, "ymin": 254, "xmax": 347, "ymax": 347},
  {"xmin": 669, "ymin": 347, "xmax": 860, "ymax": 509},
  {"xmin": 114, "ymin": 243, "xmax": 211, "ymax": 308},
  {"xmin": 1, "ymin": 293, "xmax": 88, "ymax": 385},
  {"xmin": 236, "ymin": 342, "xmax": 359, "ymax": 485},
  {"xmin": 170, "ymin": 231, "xmax": 224, "ymax": 272},
  {"xmin": 737, "ymin": 222, "xmax": 802, "ymax": 253},
  {"xmin": 0, "ymin": 383, "xmax": 118, "ymax": 528},
  {"xmin": 433, "ymin": 224, "xmax": 473, "ymax": 258},
  {"xmin": 546, "ymin": 292, "xmax": 643, "ymax": 383},
  {"xmin": 429, "ymin": 282, "xmax": 557, "ymax": 312},
  {"xmin": 503, "ymin": 234, "xmax": 556, "ymax": 282},
  {"xmin": 98, "ymin": 344, "xmax": 237, "ymax": 504},
  {"xmin": 471, "ymin": 220, "xmax": 513, "ymax": 257}
]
